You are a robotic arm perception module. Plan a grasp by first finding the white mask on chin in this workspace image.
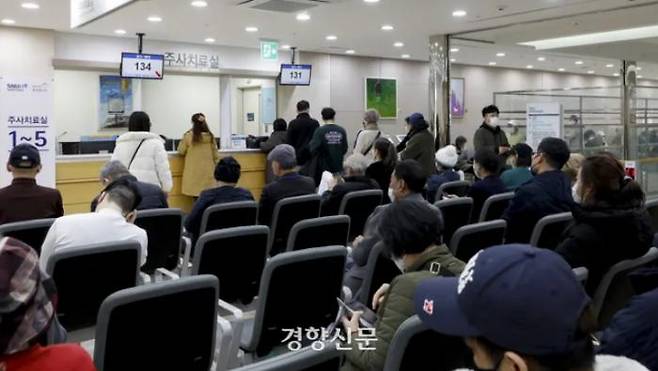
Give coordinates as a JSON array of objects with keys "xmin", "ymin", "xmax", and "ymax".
[
  {"xmin": 388, "ymin": 188, "xmax": 396, "ymax": 202},
  {"xmin": 572, "ymin": 184, "xmax": 582, "ymax": 204},
  {"xmin": 487, "ymin": 117, "xmax": 499, "ymax": 127},
  {"xmin": 393, "ymin": 257, "xmax": 405, "ymax": 272}
]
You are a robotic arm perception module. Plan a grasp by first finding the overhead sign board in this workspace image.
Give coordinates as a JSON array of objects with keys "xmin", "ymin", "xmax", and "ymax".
[{"xmin": 71, "ymin": 0, "xmax": 137, "ymax": 28}]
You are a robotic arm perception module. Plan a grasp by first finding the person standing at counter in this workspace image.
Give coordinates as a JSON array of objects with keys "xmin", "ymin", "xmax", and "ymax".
[
  {"xmin": 112, "ymin": 111, "xmax": 173, "ymax": 193},
  {"xmin": 287, "ymin": 100, "xmax": 320, "ymax": 168},
  {"xmin": 177, "ymin": 113, "xmax": 219, "ymax": 197},
  {"xmin": 260, "ymin": 118, "xmax": 288, "ymax": 184}
]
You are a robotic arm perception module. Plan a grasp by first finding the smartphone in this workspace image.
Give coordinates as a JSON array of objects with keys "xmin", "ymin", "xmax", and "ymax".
[{"xmin": 337, "ymin": 298, "xmax": 374, "ymax": 328}]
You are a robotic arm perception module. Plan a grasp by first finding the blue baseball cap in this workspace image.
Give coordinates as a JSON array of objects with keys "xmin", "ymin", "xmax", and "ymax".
[
  {"xmin": 414, "ymin": 245, "xmax": 590, "ymax": 356},
  {"xmin": 405, "ymin": 113, "xmax": 425, "ymax": 127}
]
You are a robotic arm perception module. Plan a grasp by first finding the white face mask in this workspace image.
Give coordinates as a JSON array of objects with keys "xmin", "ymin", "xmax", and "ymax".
[
  {"xmin": 388, "ymin": 188, "xmax": 396, "ymax": 203},
  {"xmin": 393, "ymin": 257, "xmax": 405, "ymax": 272},
  {"xmin": 473, "ymin": 163, "xmax": 482, "ymax": 180},
  {"xmin": 486, "ymin": 116, "xmax": 499, "ymax": 127},
  {"xmin": 572, "ymin": 183, "xmax": 581, "ymax": 204}
]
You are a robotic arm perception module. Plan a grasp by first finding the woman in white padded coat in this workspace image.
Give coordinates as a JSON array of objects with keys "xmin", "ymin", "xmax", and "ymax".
[{"xmin": 111, "ymin": 111, "xmax": 173, "ymax": 192}]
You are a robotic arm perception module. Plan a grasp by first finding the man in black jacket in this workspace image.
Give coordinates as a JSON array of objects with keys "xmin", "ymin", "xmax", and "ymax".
[
  {"xmin": 320, "ymin": 153, "xmax": 379, "ymax": 216},
  {"xmin": 503, "ymin": 137, "xmax": 574, "ymax": 243},
  {"xmin": 286, "ymin": 100, "xmax": 320, "ymax": 167},
  {"xmin": 473, "ymin": 105, "xmax": 510, "ymax": 155},
  {"xmin": 258, "ymin": 144, "xmax": 316, "ymax": 226},
  {"xmin": 91, "ymin": 160, "xmax": 168, "ymax": 211}
]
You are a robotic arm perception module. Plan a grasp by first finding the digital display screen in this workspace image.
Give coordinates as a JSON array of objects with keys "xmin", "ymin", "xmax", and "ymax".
[
  {"xmin": 120, "ymin": 52, "xmax": 165, "ymax": 80},
  {"xmin": 280, "ymin": 64, "xmax": 312, "ymax": 86}
]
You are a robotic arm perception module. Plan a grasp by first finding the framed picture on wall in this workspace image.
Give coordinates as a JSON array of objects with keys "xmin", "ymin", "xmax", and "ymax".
[
  {"xmin": 99, "ymin": 75, "xmax": 133, "ymax": 130},
  {"xmin": 364, "ymin": 77, "xmax": 398, "ymax": 119},
  {"xmin": 450, "ymin": 78, "xmax": 465, "ymax": 118}
]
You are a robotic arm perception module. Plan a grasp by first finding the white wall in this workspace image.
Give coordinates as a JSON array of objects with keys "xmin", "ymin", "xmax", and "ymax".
[{"xmin": 0, "ymin": 27, "xmax": 54, "ymax": 78}]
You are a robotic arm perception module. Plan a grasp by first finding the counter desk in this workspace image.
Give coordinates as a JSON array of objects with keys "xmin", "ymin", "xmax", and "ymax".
[{"xmin": 55, "ymin": 149, "xmax": 266, "ymax": 215}]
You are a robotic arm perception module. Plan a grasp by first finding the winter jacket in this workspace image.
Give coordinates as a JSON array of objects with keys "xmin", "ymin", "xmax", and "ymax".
[
  {"xmin": 257, "ymin": 172, "xmax": 316, "ymax": 226},
  {"xmin": 468, "ymin": 175, "xmax": 507, "ymax": 223},
  {"xmin": 112, "ymin": 132, "xmax": 173, "ymax": 192},
  {"xmin": 366, "ymin": 161, "xmax": 394, "ymax": 204},
  {"xmin": 473, "ymin": 123, "xmax": 509, "ymax": 154},
  {"xmin": 500, "ymin": 167, "xmax": 533, "ymax": 191},
  {"xmin": 320, "ymin": 176, "xmax": 380, "ymax": 216},
  {"xmin": 343, "ymin": 244, "xmax": 465, "ymax": 371},
  {"xmin": 426, "ymin": 169, "xmax": 461, "ymax": 204},
  {"xmin": 178, "ymin": 131, "xmax": 219, "ymax": 197},
  {"xmin": 556, "ymin": 203, "xmax": 653, "ymax": 293},
  {"xmin": 458, "ymin": 355, "xmax": 648, "ymax": 371},
  {"xmin": 353, "ymin": 126, "xmax": 381, "ymax": 160},
  {"xmin": 399, "ymin": 129, "xmax": 435, "ymax": 178},
  {"xmin": 185, "ymin": 186, "xmax": 254, "ymax": 242},
  {"xmin": 261, "ymin": 130, "xmax": 288, "ymax": 184},
  {"xmin": 90, "ymin": 175, "xmax": 168, "ymax": 212},
  {"xmin": 287, "ymin": 113, "xmax": 320, "ymax": 166},
  {"xmin": 503, "ymin": 170, "xmax": 574, "ymax": 243},
  {"xmin": 309, "ymin": 123, "xmax": 348, "ymax": 175}
]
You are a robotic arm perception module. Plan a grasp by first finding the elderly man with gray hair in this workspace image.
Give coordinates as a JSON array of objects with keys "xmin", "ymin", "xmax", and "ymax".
[
  {"xmin": 257, "ymin": 144, "xmax": 316, "ymax": 227},
  {"xmin": 320, "ymin": 153, "xmax": 380, "ymax": 216},
  {"xmin": 91, "ymin": 160, "xmax": 168, "ymax": 211},
  {"xmin": 353, "ymin": 109, "xmax": 383, "ymax": 160}
]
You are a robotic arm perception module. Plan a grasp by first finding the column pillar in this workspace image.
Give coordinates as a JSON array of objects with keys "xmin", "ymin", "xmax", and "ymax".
[
  {"xmin": 429, "ymin": 35, "xmax": 450, "ymax": 148},
  {"xmin": 622, "ymin": 60, "xmax": 637, "ymax": 160}
]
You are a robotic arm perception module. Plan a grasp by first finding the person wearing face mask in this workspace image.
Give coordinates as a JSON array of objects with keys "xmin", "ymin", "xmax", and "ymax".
[
  {"xmin": 397, "ymin": 113, "xmax": 435, "ymax": 178},
  {"xmin": 353, "ymin": 109, "xmax": 383, "ymax": 161},
  {"xmin": 39, "ymin": 178, "xmax": 148, "ymax": 271},
  {"xmin": 341, "ymin": 199, "xmax": 464, "ymax": 371},
  {"xmin": 474, "ymin": 105, "xmax": 510, "ymax": 155},
  {"xmin": 503, "ymin": 137, "xmax": 574, "ymax": 243},
  {"xmin": 556, "ymin": 153, "xmax": 652, "ymax": 294},
  {"xmin": 468, "ymin": 149, "xmax": 507, "ymax": 222}
]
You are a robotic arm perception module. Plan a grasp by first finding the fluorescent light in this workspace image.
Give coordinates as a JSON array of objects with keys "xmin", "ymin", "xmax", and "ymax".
[
  {"xmin": 114, "ymin": 29, "xmax": 127, "ymax": 35},
  {"xmin": 204, "ymin": 37, "xmax": 215, "ymax": 43},
  {"xmin": 613, "ymin": 73, "xmax": 620, "ymax": 77},
  {"xmin": 245, "ymin": 26, "xmax": 259, "ymax": 32},
  {"xmin": 326, "ymin": 35, "xmax": 337, "ymax": 41},
  {"xmin": 520, "ymin": 24, "xmax": 658, "ymax": 50},
  {"xmin": 381, "ymin": 25, "xmax": 394, "ymax": 31},
  {"xmin": 638, "ymin": 75, "xmax": 644, "ymax": 79},
  {"xmin": 637, "ymin": 67, "xmax": 643, "ymax": 71},
  {"xmin": 450, "ymin": 58, "xmax": 456, "ymax": 63},
  {"xmin": 575, "ymin": 60, "xmax": 584, "ymax": 65},
  {"xmin": 537, "ymin": 56, "xmax": 546, "ymax": 61},
  {"xmin": 587, "ymin": 70, "xmax": 595, "ymax": 74},
  {"xmin": 526, "ymin": 65, "xmax": 534, "ymax": 69},
  {"xmin": 452, "ymin": 9, "xmax": 467, "ymax": 17},
  {"xmin": 1, "ymin": 19, "xmax": 16, "ymax": 25},
  {"xmin": 401, "ymin": 54, "xmax": 411, "ymax": 59},
  {"xmin": 488, "ymin": 61, "xmax": 497, "ymax": 66},
  {"xmin": 21, "ymin": 2, "xmax": 39, "ymax": 9},
  {"xmin": 558, "ymin": 68, "xmax": 566, "ymax": 72},
  {"xmin": 281, "ymin": 44, "xmax": 291, "ymax": 50},
  {"xmin": 496, "ymin": 52, "xmax": 506, "ymax": 57},
  {"xmin": 606, "ymin": 64, "xmax": 614, "ymax": 68},
  {"xmin": 363, "ymin": 0, "xmax": 380, "ymax": 3},
  {"xmin": 345, "ymin": 49, "xmax": 355, "ymax": 54},
  {"xmin": 190, "ymin": 1, "xmax": 207, "ymax": 7},
  {"xmin": 394, "ymin": 42, "xmax": 404, "ymax": 47},
  {"xmin": 450, "ymin": 48, "xmax": 459, "ymax": 53},
  {"xmin": 296, "ymin": 12, "xmax": 310, "ymax": 21},
  {"xmin": 147, "ymin": 16, "xmax": 162, "ymax": 22}
]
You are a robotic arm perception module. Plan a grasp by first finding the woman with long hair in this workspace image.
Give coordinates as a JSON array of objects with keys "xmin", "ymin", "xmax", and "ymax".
[
  {"xmin": 366, "ymin": 137, "xmax": 398, "ymax": 203},
  {"xmin": 178, "ymin": 113, "xmax": 220, "ymax": 197},
  {"xmin": 556, "ymin": 152, "xmax": 653, "ymax": 293}
]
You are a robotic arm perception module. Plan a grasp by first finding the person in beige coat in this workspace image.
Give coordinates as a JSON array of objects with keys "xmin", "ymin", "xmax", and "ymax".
[{"xmin": 178, "ymin": 113, "xmax": 219, "ymax": 197}]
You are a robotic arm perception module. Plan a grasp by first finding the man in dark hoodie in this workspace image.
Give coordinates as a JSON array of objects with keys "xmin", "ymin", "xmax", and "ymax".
[
  {"xmin": 473, "ymin": 105, "xmax": 509, "ymax": 155},
  {"xmin": 503, "ymin": 137, "xmax": 574, "ymax": 243},
  {"xmin": 309, "ymin": 107, "xmax": 348, "ymax": 185}
]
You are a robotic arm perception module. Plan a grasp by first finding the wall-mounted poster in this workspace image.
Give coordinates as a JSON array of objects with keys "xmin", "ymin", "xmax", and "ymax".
[
  {"xmin": 450, "ymin": 78, "xmax": 465, "ymax": 118},
  {"xmin": 365, "ymin": 78, "xmax": 397, "ymax": 119},
  {"xmin": 99, "ymin": 75, "xmax": 133, "ymax": 130}
]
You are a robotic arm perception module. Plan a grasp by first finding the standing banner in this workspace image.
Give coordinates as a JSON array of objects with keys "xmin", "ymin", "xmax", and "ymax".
[
  {"xmin": 0, "ymin": 77, "xmax": 56, "ymax": 187},
  {"xmin": 526, "ymin": 102, "xmax": 562, "ymax": 151}
]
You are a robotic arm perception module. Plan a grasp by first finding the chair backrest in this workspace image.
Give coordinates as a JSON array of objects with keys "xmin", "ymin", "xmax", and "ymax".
[
  {"xmin": 200, "ymin": 201, "xmax": 258, "ymax": 235},
  {"xmin": 45, "ymin": 241, "xmax": 140, "ymax": 331},
  {"xmin": 94, "ymin": 275, "xmax": 218, "ymax": 371},
  {"xmin": 192, "ymin": 226, "xmax": 269, "ymax": 304},
  {"xmin": 358, "ymin": 242, "xmax": 402, "ymax": 310},
  {"xmin": 529, "ymin": 212, "xmax": 574, "ymax": 250},
  {"xmin": 478, "ymin": 192, "xmax": 515, "ymax": 222},
  {"xmin": 338, "ymin": 189, "xmax": 383, "ymax": 241},
  {"xmin": 244, "ymin": 246, "xmax": 347, "ymax": 356},
  {"xmin": 435, "ymin": 197, "xmax": 473, "ymax": 246},
  {"xmin": 269, "ymin": 194, "xmax": 321, "ymax": 256},
  {"xmin": 437, "ymin": 180, "xmax": 471, "ymax": 199},
  {"xmin": 645, "ymin": 198, "xmax": 658, "ymax": 232},
  {"xmin": 232, "ymin": 345, "xmax": 342, "ymax": 371},
  {"xmin": 0, "ymin": 218, "xmax": 55, "ymax": 255},
  {"xmin": 450, "ymin": 220, "xmax": 507, "ymax": 262},
  {"xmin": 134, "ymin": 208, "xmax": 183, "ymax": 274},
  {"xmin": 591, "ymin": 247, "xmax": 658, "ymax": 328},
  {"xmin": 383, "ymin": 316, "xmax": 471, "ymax": 371},
  {"xmin": 286, "ymin": 216, "xmax": 350, "ymax": 252}
]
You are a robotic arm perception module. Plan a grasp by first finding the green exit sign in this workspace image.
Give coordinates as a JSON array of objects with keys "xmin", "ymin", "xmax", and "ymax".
[{"xmin": 260, "ymin": 40, "xmax": 279, "ymax": 61}]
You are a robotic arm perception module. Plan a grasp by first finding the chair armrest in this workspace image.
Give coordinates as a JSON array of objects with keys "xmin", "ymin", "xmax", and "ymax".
[
  {"xmin": 154, "ymin": 268, "xmax": 180, "ymax": 282},
  {"xmin": 181, "ymin": 237, "xmax": 192, "ymax": 276},
  {"xmin": 217, "ymin": 299, "xmax": 244, "ymax": 370},
  {"xmin": 139, "ymin": 272, "xmax": 151, "ymax": 285},
  {"xmin": 214, "ymin": 315, "xmax": 234, "ymax": 371}
]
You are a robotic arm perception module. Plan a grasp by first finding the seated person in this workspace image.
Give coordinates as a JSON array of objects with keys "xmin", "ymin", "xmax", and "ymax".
[
  {"xmin": 0, "ymin": 144, "xmax": 63, "ymax": 224},
  {"xmin": 563, "ymin": 153, "xmax": 585, "ymax": 186},
  {"xmin": 341, "ymin": 199, "xmax": 464, "ymax": 371},
  {"xmin": 0, "ymin": 237, "xmax": 96, "ymax": 371},
  {"xmin": 503, "ymin": 137, "xmax": 574, "ymax": 243},
  {"xmin": 185, "ymin": 156, "xmax": 254, "ymax": 241},
  {"xmin": 320, "ymin": 153, "xmax": 379, "ymax": 216},
  {"xmin": 258, "ymin": 144, "xmax": 316, "ymax": 226},
  {"xmin": 556, "ymin": 153, "xmax": 652, "ymax": 293},
  {"xmin": 414, "ymin": 245, "xmax": 648, "ymax": 371},
  {"xmin": 500, "ymin": 143, "xmax": 533, "ymax": 191},
  {"xmin": 427, "ymin": 145, "xmax": 461, "ymax": 204},
  {"xmin": 91, "ymin": 160, "xmax": 168, "ymax": 211},
  {"xmin": 40, "ymin": 178, "xmax": 148, "ymax": 270},
  {"xmin": 366, "ymin": 138, "xmax": 397, "ymax": 203},
  {"xmin": 468, "ymin": 149, "xmax": 506, "ymax": 222}
]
